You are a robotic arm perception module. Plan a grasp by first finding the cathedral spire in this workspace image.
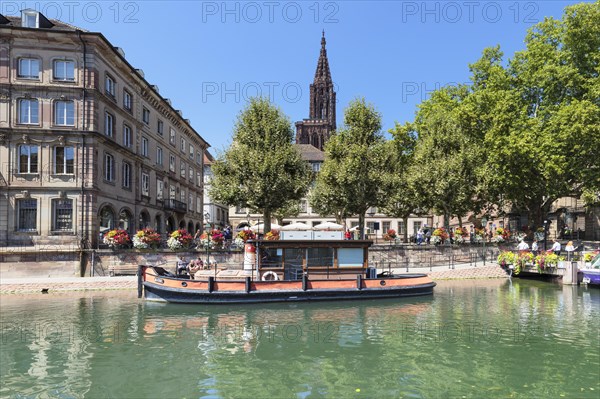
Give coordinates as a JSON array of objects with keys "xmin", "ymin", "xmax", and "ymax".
[{"xmin": 314, "ymin": 31, "xmax": 332, "ymax": 83}]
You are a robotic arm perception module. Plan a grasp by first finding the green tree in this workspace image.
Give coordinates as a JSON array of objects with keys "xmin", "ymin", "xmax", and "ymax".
[
  {"xmin": 379, "ymin": 122, "xmax": 419, "ymax": 242},
  {"xmin": 310, "ymin": 98, "xmax": 387, "ymax": 238},
  {"xmin": 209, "ymin": 97, "xmax": 312, "ymax": 233},
  {"xmin": 475, "ymin": 1, "xmax": 600, "ymax": 227},
  {"xmin": 408, "ymin": 85, "xmax": 484, "ymax": 229}
]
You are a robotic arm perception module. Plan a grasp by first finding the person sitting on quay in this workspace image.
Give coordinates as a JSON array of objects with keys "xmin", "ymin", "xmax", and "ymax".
[
  {"xmin": 176, "ymin": 256, "xmax": 189, "ymax": 276},
  {"xmin": 517, "ymin": 239, "xmax": 529, "ymax": 251},
  {"xmin": 550, "ymin": 239, "xmax": 561, "ymax": 255},
  {"xmin": 187, "ymin": 257, "xmax": 204, "ymax": 279}
]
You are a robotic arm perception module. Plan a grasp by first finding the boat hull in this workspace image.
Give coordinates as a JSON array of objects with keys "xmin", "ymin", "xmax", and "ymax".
[
  {"xmin": 139, "ymin": 266, "xmax": 436, "ymax": 304},
  {"xmin": 581, "ymin": 269, "xmax": 600, "ymax": 285}
]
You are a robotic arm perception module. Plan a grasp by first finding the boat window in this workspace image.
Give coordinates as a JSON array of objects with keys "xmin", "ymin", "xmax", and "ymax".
[
  {"xmin": 338, "ymin": 248, "xmax": 364, "ymax": 267},
  {"xmin": 261, "ymin": 248, "xmax": 282, "ymax": 268},
  {"xmin": 307, "ymin": 248, "xmax": 334, "ymax": 268},
  {"xmin": 284, "ymin": 248, "xmax": 304, "ymax": 268}
]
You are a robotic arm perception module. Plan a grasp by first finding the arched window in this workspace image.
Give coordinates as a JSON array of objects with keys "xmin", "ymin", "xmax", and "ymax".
[
  {"xmin": 155, "ymin": 214, "xmax": 162, "ymax": 233},
  {"xmin": 179, "ymin": 219, "xmax": 186, "ymax": 229},
  {"xmin": 118, "ymin": 209, "xmax": 133, "ymax": 235},
  {"xmin": 188, "ymin": 221, "xmax": 194, "ymax": 234},
  {"xmin": 99, "ymin": 206, "xmax": 115, "ymax": 231},
  {"xmin": 139, "ymin": 211, "xmax": 150, "ymax": 230},
  {"xmin": 166, "ymin": 216, "xmax": 176, "ymax": 234}
]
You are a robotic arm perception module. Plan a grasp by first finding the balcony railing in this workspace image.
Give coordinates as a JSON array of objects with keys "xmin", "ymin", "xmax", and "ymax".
[{"xmin": 164, "ymin": 199, "xmax": 187, "ymax": 213}]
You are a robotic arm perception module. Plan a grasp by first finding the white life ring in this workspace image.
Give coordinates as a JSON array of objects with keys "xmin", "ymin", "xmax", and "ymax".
[{"xmin": 261, "ymin": 271, "xmax": 279, "ymax": 281}]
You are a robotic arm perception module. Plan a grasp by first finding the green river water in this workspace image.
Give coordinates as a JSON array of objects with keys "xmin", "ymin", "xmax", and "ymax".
[{"xmin": 1, "ymin": 279, "xmax": 598, "ymax": 398}]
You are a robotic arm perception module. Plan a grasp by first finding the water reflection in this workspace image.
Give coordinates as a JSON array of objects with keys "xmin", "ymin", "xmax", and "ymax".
[{"xmin": 1, "ymin": 280, "xmax": 598, "ymax": 398}]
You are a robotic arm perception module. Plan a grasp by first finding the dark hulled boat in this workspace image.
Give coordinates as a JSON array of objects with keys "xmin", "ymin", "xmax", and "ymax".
[{"xmin": 138, "ymin": 239, "xmax": 436, "ymax": 304}]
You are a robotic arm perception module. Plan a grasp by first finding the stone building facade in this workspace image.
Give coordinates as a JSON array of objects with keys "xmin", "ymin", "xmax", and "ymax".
[{"xmin": 0, "ymin": 10, "xmax": 209, "ymax": 249}]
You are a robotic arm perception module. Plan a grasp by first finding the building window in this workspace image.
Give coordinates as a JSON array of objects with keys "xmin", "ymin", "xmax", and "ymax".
[
  {"xmin": 54, "ymin": 146, "xmax": 74, "ymax": 174},
  {"xmin": 17, "ymin": 199, "xmax": 37, "ymax": 231},
  {"xmin": 413, "ymin": 221, "xmax": 422, "ymax": 237},
  {"xmin": 53, "ymin": 60, "xmax": 75, "ymax": 81},
  {"xmin": 105, "ymin": 75, "xmax": 115, "ymax": 97},
  {"xmin": 22, "ymin": 11, "xmax": 39, "ymax": 28},
  {"xmin": 104, "ymin": 153, "xmax": 115, "ymax": 181},
  {"xmin": 156, "ymin": 147, "xmax": 163, "ymax": 165},
  {"xmin": 52, "ymin": 199, "xmax": 73, "ymax": 232},
  {"xmin": 141, "ymin": 173, "xmax": 149, "ymax": 196},
  {"xmin": 196, "ymin": 171, "xmax": 201, "ymax": 187},
  {"xmin": 157, "ymin": 180, "xmax": 164, "ymax": 200},
  {"xmin": 196, "ymin": 152, "xmax": 202, "ymax": 165},
  {"xmin": 142, "ymin": 107, "xmax": 150, "ymax": 124},
  {"xmin": 157, "ymin": 120, "xmax": 164, "ymax": 135},
  {"xmin": 197, "ymin": 197, "xmax": 202, "ymax": 214},
  {"xmin": 54, "ymin": 100, "xmax": 75, "ymax": 126},
  {"xmin": 180, "ymin": 138, "xmax": 186, "ymax": 152},
  {"xmin": 189, "ymin": 145, "xmax": 194, "ymax": 159},
  {"xmin": 141, "ymin": 136, "xmax": 149, "ymax": 157},
  {"xmin": 235, "ymin": 205, "xmax": 245, "ymax": 214},
  {"xmin": 122, "ymin": 162, "xmax": 131, "ymax": 188},
  {"xmin": 300, "ymin": 200, "xmax": 308, "ymax": 213},
  {"xmin": 382, "ymin": 221, "xmax": 391, "ymax": 234},
  {"xmin": 398, "ymin": 220, "xmax": 406, "ymax": 235},
  {"xmin": 189, "ymin": 194, "xmax": 194, "ymax": 211},
  {"xmin": 123, "ymin": 124, "xmax": 132, "ymax": 148},
  {"xmin": 18, "ymin": 145, "xmax": 38, "ymax": 174},
  {"xmin": 169, "ymin": 128, "xmax": 176, "ymax": 145},
  {"xmin": 312, "ymin": 162, "xmax": 321, "ymax": 172},
  {"xmin": 105, "ymin": 112, "xmax": 114, "ymax": 137},
  {"xmin": 169, "ymin": 154, "xmax": 176, "ymax": 172},
  {"xmin": 180, "ymin": 189, "xmax": 186, "ymax": 204},
  {"xmin": 123, "ymin": 90, "xmax": 132, "ymax": 111},
  {"xmin": 169, "ymin": 185, "xmax": 176, "ymax": 199},
  {"xmin": 180, "ymin": 161, "xmax": 186, "ymax": 178},
  {"xmin": 100, "ymin": 206, "xmax": 115, "ymax": 230},
  {"xmin": 18, "ymin": 58, "xmax": 40, "ymax": 79},
  {"xmin": 18, "ymin": 99, "xmax": 39, "ymax": 124},
  {"xmin": 189, "ymin": 167, "xmax": 193, "ymax": 181}
]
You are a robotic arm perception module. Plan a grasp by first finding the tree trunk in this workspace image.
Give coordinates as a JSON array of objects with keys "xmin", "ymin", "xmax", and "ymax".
[
  {"xmin": 359, "ymin": 213, "xmax": 365, "ymax": 240},
  {"xmin": 263, "ymin": 209, "xmax": 271, "ymax": 234}
]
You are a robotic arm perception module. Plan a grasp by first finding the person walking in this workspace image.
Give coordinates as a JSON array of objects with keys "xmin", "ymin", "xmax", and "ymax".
[
  {"xmin": 550, "ymin": 239, "xmax": 561, "ymax": 255},
  {"xmin": 531, "ymin": 240, "xmax": 539, "ymax": 255}
]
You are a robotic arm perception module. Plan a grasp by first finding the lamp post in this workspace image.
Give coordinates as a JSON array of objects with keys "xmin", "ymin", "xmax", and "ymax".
[
  {"xmin": 543, "ymin": 219, "xmax": 548, "ymax": 251},
  {"xmin": 204, "ymin": 212, "xmax": 210, "ymax": 266},
  {"xmin": 481, "ymin": 216, "xmax": 488, "ymax": 265}
]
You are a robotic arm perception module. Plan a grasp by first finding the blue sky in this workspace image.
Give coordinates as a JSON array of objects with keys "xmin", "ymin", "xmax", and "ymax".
[{"xmin": 2, "ymin": 1, "xmax": 589, "ymax": 152}]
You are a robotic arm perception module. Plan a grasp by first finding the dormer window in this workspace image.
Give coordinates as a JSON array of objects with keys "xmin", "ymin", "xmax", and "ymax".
[{"xmin": 22, "ymin": 10, "xmax": 39, "ymax": 28}]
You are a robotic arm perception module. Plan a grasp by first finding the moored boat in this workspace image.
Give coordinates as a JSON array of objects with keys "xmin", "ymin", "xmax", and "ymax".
[
  {"xmin": 581, "ymin": 252, "xmax": 600, "ymax": 286},
  {"xmin": 138, "ymin": 239, "xmax": 436, "ymax": 304}
]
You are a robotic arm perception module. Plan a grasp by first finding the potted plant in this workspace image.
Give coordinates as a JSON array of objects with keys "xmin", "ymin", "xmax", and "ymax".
[
  {"xmin": 383, "ymin": 229, "xmax": 397, "ymax": 242},
  {"xmin": 431, "ymin": 228, "xmax": 449, "ymax": 245},
  {"xmin": 234, "ymin": 229, "xmax": 256, "ymax": 248},
  {"xmin": 167, "ymin": 229, "xmax": 193, "ymax": 251},
  {"xmin": 264, "ymin": 229, "xmax": 280, "ymax": 240},
  {"xmin": 132, "ymin": 228, "xmax": 162, "ymax": 250},
  {"xmin": 103, "ymin": 229, "xmax": 131, "ymax": 249}
]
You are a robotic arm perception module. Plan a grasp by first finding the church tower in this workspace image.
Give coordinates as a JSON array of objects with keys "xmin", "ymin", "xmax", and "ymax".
[{"xmin": 295, "ymin": 32, "xmax": 336, "ymax": 151}]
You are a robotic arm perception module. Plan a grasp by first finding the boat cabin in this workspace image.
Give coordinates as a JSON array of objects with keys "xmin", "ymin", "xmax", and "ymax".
[{"xmin": 251, "ymin": 239, "xmax": 373, "ymax": 281}]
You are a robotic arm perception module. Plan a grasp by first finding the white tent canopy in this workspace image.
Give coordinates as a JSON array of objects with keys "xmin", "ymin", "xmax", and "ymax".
[
  {"xmin": 312, "ymin": 222, "xmax": 344, "ymax": 231},
  {"xmin": 280, "ymin": 222, "xmax": 312, "ymax": 231},
  {"xmin": 250, "ymin": 223, "xmax": 282, "ymax": 233},
  {"xmin": 349, "ymin": 226, "xmax": 370, "ymax": 232}
]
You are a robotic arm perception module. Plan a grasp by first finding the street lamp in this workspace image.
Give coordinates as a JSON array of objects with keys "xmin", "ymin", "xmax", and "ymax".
[
  {"xmin": 204, "ymin": 212, "xmax": 211, "ymax": 266},
  {"xmin": 543, "ymin": 219, "xmax": 548, "ymax": 251},
  {"xmin": 481, "ymin": 216, "xmax": 488, "ymax": 265}
]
